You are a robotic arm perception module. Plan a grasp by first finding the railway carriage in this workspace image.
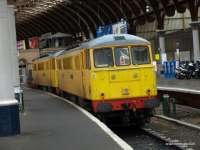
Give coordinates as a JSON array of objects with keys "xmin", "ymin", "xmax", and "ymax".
[
  {"xmin": 32, "ymin": 56, "xmax": 51, "ymax": 88},
  {"xmin": 32, "ymin": 51, "xmax": 64, "ymax": 91},
  {"xmin": 32, "ymin": 34, "xmax": 160, "ymax": 125}
]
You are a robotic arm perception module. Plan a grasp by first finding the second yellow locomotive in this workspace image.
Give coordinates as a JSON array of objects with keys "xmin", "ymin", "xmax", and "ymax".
[{"xmin": 32, "ymin": 34, "xmax": 159, "ymax": 125}]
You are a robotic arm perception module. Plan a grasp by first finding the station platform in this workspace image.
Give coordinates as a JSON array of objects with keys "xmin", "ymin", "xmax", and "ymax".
[
  {"xmin": 157, "ymin": 76, "xmax": 200, "ymax": 94},
  {"xmin": 0, "ymin": 88, "xmax": 130, "ymax": 150}
]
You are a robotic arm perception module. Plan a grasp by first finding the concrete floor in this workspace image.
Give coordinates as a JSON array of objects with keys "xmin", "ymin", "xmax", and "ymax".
[{"xmin": 0, "ymin": 89, "xmax": 123, "ymax": 150}]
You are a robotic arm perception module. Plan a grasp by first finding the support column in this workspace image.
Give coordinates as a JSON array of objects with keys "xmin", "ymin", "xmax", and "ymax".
[
  {"xmin": 190, "ymin": 21, "xmax": 200, "ymax": 62},
  {"xmin": 8, "ymin": 6, "xmax": 20, "ymax": 91},
  {"xmin": 157, "ymin": 30, "xmax": 166, "ymax": 64},
  {"xmin": 0, "ymin": 1, "xmax": 20, "ymax": 136},
  {"xmin": 158, "ymin": 30, "xmax": 166, "ymax": 53}
]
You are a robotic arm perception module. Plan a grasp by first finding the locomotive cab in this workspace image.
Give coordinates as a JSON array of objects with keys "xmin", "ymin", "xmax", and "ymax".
[
  {"xmin": 79, "ymin": 35, "xmax": 160, "ymax": 126},
  {"xmin": 88, "ymin": 45, "xmax": 159, "ymax": 114}
]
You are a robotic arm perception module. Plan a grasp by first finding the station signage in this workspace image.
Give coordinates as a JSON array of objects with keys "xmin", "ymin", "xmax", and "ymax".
[{"xmin": 96, "ymin": 19, "xmax": 128, "ymax": 37}]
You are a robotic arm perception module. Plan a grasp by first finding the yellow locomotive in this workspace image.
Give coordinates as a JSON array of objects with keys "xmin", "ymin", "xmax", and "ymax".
[{"xmin": 32, "ymin": 34, "xmax": 159, "ymax": 125}]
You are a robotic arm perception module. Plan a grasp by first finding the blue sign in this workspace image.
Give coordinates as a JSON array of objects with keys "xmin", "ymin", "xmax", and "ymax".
[
  {"xmin": 96, "ymin": 19, "xmax": 128, "ymax": 37},
  {"xmin": 96, "ymin": 25, "xmax": 113, "ymax": 37}
]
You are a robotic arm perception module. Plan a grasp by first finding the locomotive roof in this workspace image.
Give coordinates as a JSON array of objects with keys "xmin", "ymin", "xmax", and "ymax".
[
  {"xmin": 81, "ymin": 34, "xmax": 150, "ymax": 49},
  {"xmin": 33, "ymin": 49, "xmax": 65, "ymax": 62}
]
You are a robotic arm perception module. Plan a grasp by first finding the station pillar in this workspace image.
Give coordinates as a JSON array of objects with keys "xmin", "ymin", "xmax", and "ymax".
[
  {"xmin": 0, "ymin": 0, "xmax": 20, "ymax": 136},
  {"xmin": 8, "ymin": 6, "xmax": 20, "ymax": 91},
  {"xmin": 190, "ymin": 21, "xmax": 200, "ymax": 62},
  {"xmin": 157, "ymin": 30, "xmax": 166, "ymax": 53},
  {"xmin": 157, "ymin": 30, "xmax": 166, "ymax": 64}
]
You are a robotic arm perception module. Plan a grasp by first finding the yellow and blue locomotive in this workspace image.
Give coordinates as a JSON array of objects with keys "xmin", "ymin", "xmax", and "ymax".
[{"xmin": 32, "ymin": 34, "xmax": 159, "ymax": 125}]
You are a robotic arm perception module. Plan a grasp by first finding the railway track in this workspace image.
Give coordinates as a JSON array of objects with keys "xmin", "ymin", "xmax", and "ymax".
[
  {"xmin": 109, "ymin": 113, "xmax": 200, "ymax": 150},
  {"xmin": 111, "ymin": 126, "xmax": 181, "ymax": 150},
  {"xmin": 143, "ymin": 115, "xmax": 200, "ymax": 150},
  {"xmin": 141, "ymin": 127, "xmax": 184, "ymax": 150}
]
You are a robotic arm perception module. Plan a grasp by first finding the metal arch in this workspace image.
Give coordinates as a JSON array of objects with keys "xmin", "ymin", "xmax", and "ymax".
[
  {"xmin": 147, "ymin": 0, "xmax": 165, "ymax": 29},
  {"xmin": 72, "ymin": 0, "xmax": 103, "ymax": 26},
  {"xmin": 47, "ymin": 8, "xmax": 73, "ymax": 33},
  {"xmin": 16, "ymin": 24, "xmax": 27, "ymax": 38},
  {"xmin": 48, "ymin": 5, "xmax": 78, "ymax": 33},
  {"xmin": 159, "ymin": 0, "xmax": 171, "ymax": 9},
  {"xmin": 135, "ymin": 0, "xmax": 147, "ymax": 14},
  {"xmin": 98, "ymin": 0, "xmax": 118, "ymax": 22},
  {"xmin": 69, "ymin": 3, "xmax": 97, "ymax": 30},
  {"xmin": 16, "ymin": 19, "xmax": 40, "ymax": 37},
  {"xmin": 172, "ymin": 0, "xmax": 187, "ymax": 13},
  {"xmin": 187, "ymin": 0, "xmax": 200, "ymax": 21},
  {"xmin": 24, "ymin": 8, "xmax": 65, "ymax": 33},
  {"xmin": 23, "ymin": 13, "xmax": 56, "ymax": 33},
  {"xmin": 108, "ymin": 0, "xmax": 126, "ymax": 20},
  {"xmin": 131, "ymin": 0, "xmax": 153, "ymax": 24},
  {"xmin": 16, "ymin": 29, "xmax": 26, "ymax": 40},
  {"xmin": 17, "ymin": 14, "xmax": 53, "ymax": 36},
  {"xmin": 159, "ymin": 0, "xmax": 176, "ymax": 17},
  {"xmin": 121, "ymin": 0, "xmax": 135, "ymax": 19},
  {"xmin": 16, "ymin": 23, "xmax": 33, "ymax": 38},
  {"xmin": 17, "ymin": 10, "xmax": 60, "ymax": 33},
  {"xmin": 17, "ymin": 3, "xmax": 68, "ymax": 31},
  {"xmin": 131, "ymin": 0, "xmax": 145, "ymax": 15},
  {"xmin": 40, "ymin": 8, "xmax": 71, "ymax": 33},
  {"xmin": 30, "ymin": 15, "xmax": 56, "ymax": 33},
  {"xmin": 131, "ymin": 0, "xmax": 155, "ymax": 23},
  {"xmin": 17, "ymin": 15, "xmax": 45, "ymax": 35},
  {"xmin": 55, "ymin": 4, "xmax": 83, "ymax": 32},
  {"xmin": 77, "ymin": 1, "xmax": 104, "ymax": 25},
  {"xmin": 39, "ymin": 10, "xmax": 66, "ymax": 33},
  {"xmin": 62, "ymin": 3, "xmax": 92, "ymax": 37},
  {"xmin": 85, "ymin": 0, "xmax": 112, "ymax": 24},
  {"xmin": 128, "ymin": 0, "xmax": 142, "ymax": 18}
]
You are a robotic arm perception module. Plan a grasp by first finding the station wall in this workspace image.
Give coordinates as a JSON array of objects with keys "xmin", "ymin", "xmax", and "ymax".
[{"xmin": 136, "ymin": 9, "xmax": 200, "ymax": 61}]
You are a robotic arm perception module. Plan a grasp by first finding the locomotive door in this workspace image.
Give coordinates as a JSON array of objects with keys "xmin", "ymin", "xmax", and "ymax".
[{"xmin": 82, "ymin": 49, "xmax": 91, "ymax": 99}]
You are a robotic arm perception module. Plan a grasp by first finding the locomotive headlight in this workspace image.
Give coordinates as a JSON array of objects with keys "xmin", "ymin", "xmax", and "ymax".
[
  {"xmin": 101, "ymin": 93, "xmax": 105, "ymax": 99},
  {"xmin": 147, "ymin": 89, "xmax": 151, "ymax": 96}
]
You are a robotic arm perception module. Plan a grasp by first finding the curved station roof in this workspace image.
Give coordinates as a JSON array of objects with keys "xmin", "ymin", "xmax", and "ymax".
[{"xmin": 8, "ymin": 0, "xmax": 200, "ymax": 40}]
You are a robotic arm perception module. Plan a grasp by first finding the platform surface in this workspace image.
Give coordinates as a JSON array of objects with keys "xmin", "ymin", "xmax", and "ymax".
[
  {"xmin": 157, "ymin": 76, "xmax": 200, "ymax": 93},
  {"xmin": 0, "ymin": 89, "xmax": 124, "ymax": 150}
]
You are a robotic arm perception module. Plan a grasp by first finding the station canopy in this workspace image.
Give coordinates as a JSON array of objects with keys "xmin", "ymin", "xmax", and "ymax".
[{"xmin": 8, "ymin": 0, "xmax": 199, "ymax": 39}]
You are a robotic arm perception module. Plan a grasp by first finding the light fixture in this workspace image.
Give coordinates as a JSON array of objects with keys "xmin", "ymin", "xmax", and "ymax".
[{"xmin": 146, "ymin": 5, "xmax": 151, "ymax": 13}]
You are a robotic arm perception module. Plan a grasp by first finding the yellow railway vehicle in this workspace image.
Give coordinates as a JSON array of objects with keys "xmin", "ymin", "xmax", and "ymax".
[
  {"xmin": 33, "ymin": 34, "xmax": 160, "ymax": 125},
  {"xmin": 32, "ymin": 50, "xmax": 64, "ymax": 91}
]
